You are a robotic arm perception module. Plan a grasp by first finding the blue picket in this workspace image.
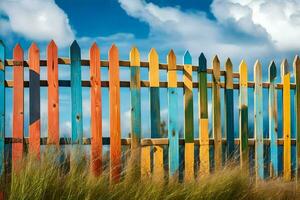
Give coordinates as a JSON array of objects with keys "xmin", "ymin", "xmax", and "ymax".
[{"xmin": 0, "ymin": 40, "xmax": 5, "ymax": 175}]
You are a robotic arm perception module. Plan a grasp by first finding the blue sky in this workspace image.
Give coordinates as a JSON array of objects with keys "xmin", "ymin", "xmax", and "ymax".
[{"xmin": 0, "ymin": 0, "xmax": 300, "ymax": 144}]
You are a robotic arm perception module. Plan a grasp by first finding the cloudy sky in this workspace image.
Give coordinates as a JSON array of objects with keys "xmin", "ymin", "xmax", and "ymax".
[{"xmin": 0, "ymin": 0, "xmax": 300, "ymax": 143}]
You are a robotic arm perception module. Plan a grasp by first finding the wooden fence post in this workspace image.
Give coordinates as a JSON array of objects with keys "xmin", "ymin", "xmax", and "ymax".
[
  {"xmin": 254, "ymin": 60, "xmax": 264, "ymax": 179},
  {"xmin": 281, "ymin": 59, "xmax": 291, "ymax": 181},
  {"xmin": 293, "ymin": 55, "xmax": 300, "ymax": 181},
  {"xmin": 225, "ymin": 58, "xmax": 234, "ymax": 160},
  {"xmin": 129, "ymin": 47, "xmax": 141, "ymax": 178},
  {"xmin": 269, "ymin": 61, "xmax": 278, "ymax": 177},
  {"xmin": 198, "ymin": 53, "xmax": 209, "ymax": 176},
  {"xmin": 183, "ymin": 51, "xmax": 194, "ymax": 181},
  {"xmin": 12, "ymin": 43, "xmax": 24, "ymax": 171},
  {"xmin": 168, "ymin": 50, "xmax": 179, "ymax": 179},
  {"xmin": 47, "ymin": 40, "xmax": 59, "ymax": 146},
  {"xmin": 29, "ymin": 43, "xmax": 40, "ymax": 158},
  {"xmin": 239, "ymin": 60, "xmax": 249, "ymax": 175},
  {"xmin": 212, "ymin": 55, "xmax": 222, "ymax": 171},
  {"xmin": 0, "ymin": 40, "xmax": 5, "ymax": 175},
  {"xmin": 109, "ymin": 44, "xmax": 121, "ymax": 183},
  {"xmin": 90, "ymin": 42, "xmax": 102, "ymax": 176}
]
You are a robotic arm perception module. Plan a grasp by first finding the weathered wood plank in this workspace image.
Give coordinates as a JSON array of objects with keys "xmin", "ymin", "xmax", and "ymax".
[
  {"xmin": 47, "ymin": 40, "xmax": 59, "ymax": 145},
  {"xmin": 183, "ymin": 51, "xmax": 194, "ymax": 181},
  {"xmin": 29, "ymin": 43, "xmax": 40, "ymax": 158},
  {"xmin": 0, "ymin": 41, "xmax": 5, "ymax": 175},
  {"xmin": 269, "ymin": 61, "xmax": 278, "ymax": 177},
  {"xmin": 168, "ymin": 50, "xmax": 179, "ymax": 178},
  {"xmin": 129, "ymin": 47, "xmax": 141, "ymax": 178},
  {"xmin": 212, "ymin": 55, "xmax": 222, "ymax": 171},
  {"xmin": 294, "ymin": 55, "xmax": 300, "ymax": 181},
  {"xmin": 282, "ymin": 59, "xmax": 291, "ymax": 181},
  {"xmin": 12, "ymin": 44, "xmax": 24, "ymax": 171},
  {"xmin": 109, "ymin": 44, "xmax": 121, "ymax": 183},
  {"xmin": 254, "ymin": 60, "xmax": 264, "ymax": 179},
  {"xmin": 225, "ymin": 58, "xmax": 234, "ymax": 160},
  {"xmin": 90, "ymin": 43, "xmax": 102, "ymax": 176},
  {"xmin": 239, "ymin": 60, "xmax": 249, "ymax": 175},
  {"xmin": 198, "ymin": 53, "xmax": 209, "ymax": 175}
]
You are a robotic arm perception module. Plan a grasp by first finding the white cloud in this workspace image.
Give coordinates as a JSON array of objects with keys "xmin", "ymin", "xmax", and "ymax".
[{"xmin": 0, "ymin": 0, "xmax": 75, "ymax": 47}]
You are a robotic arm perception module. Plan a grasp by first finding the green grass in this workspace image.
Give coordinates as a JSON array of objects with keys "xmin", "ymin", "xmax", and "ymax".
[{"xmin": 2, "ymin": 149, "xmax": 299, "ymax": 200}]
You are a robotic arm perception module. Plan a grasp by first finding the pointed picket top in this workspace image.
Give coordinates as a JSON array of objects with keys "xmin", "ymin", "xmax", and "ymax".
[
  {"xmin": 90, "ymin": 42, "xmax": 99, "ymax": 52},
  {"xmin": 70, "ymin": 40, "xmax": 80, "ymax": 55},
  {"xmin": 239, "ymin": 60, "xmax": 248, "ymax": 85},
  {"xmin": 130, "ymin": 46, "xmax": 140, "ymax": 67},
  {"xmin": 225, "ymin": 58, "xmax": 233, "ymax": 89},
  {"xmin": 212, "ymin": 55, "xmax": 220, "ymax": 79},
  {"xmin": 148, "ymin": 48, "xmax": 159, "ymax": 87},
  {"xmin": 254, "ymin": 60, "xmax": 262, "ymax": 83},
  {"xmin": 225, "ymin": 58, "xmax": 232, "ymax": 70},
  {"xmin": 268, "ymin": 61, "xmax": 277, "ymax": 81},
  {"xmin": 198, "ymin": 53, "xmax": 207, "ymax": 72},
  {"xmin": 148, "ymin": 48, "xmax": 158, "ymax": 62},
  {"xmin": 109, "ymin": 44, "xmax": 118, "ymax": 57},
  {"xmin": 48, "ymin": 40, "xmax": 57, "ymax": 49},
  {"xmin": 293, "ymin": 55, "xmax": 300, "ymax": 74},
  {"xmin": 167, "ymin": 49, "xmax": 176, "ymax": 70},
  {"xmin": 184, "ymin": 50, "xmax": 192, "ymax": 65},
  {"xmin": 14, "ymin": 43, "xmax": 23, "ymax": 53},
  {"xmin": 29, "ymin": 42, "xmax": 39, "ymax": 52},
  {"xmin": 281, "ymin": 59, "xmax": 289, "ymax": 77}
]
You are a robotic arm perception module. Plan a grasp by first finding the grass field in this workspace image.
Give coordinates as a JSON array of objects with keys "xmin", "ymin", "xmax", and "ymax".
[{"xmin": 2, "ymin": 149, "xmax": 299, "ymax": 200}]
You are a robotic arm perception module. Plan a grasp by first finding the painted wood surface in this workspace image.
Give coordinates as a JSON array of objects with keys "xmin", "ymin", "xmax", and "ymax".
[
  {"xmin": 198, "ymin": 53, "xmax": 209, "ymax": 175},
  {"xmin": 168, "ymin": 50, "xmax": 179, "ymax": 178},
  {"xmin": 269, "ymin": 61, "xmax": 278, "ymax": 177},
  {"xmin": 90, "ymin": 43, "xmax": 102, "ymax": 176},
  {"xmin": 47, "ymin": 40, "xmax": 59, "ymax": 145},
  {"xmin": 109, "ymin": 44, "xmax": 121, "ymax": 183},
  {"xmin": 212, "ymin": 55, "xmax": 222, "ymax": 171},
  {"xmin": 29, "ymin": 43, "xmax": 40, "ymax": 158},
  {"xmin": 239, "ymin": 60, "xmax": 249, "ymax": 175},
  {"xmin": 70, "ymin": 41, "xmax": 83, "ymax": 145},
  {"xmin": 12, "ymin": 44, "xmax": 24, "ymax": 171},
  {"xmin": 183, "ymin": 51, "xmax": 194, "ymax": 181},
  {"xmin": 254, "ymin": 60, "xmax": 264, "ymax": 179},
  {"xmin": 129, "ymin": 47, "xmax": 141, "ymax": 177},
  {"xmin": 225, "ymin": 58, "xmax": 234, "ymax": 160},
  {"xmin": 0, "ymin": 41, "xmax": 5, "ymax": 175},
  {"xmin": 148, "ymin": 48, "xmax": 163, "ymax": 181},
  {"xmin": 294, "ymin": 56, "xmax": 300, "ymax": 181},
  {"xmin": 281, "ymin": 59, "xmax": 291, "ymax": 181}
]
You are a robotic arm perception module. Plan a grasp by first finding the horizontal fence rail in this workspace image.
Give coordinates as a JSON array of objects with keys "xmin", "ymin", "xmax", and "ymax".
[{"xmin": 0, "ymin": 40, "xmax": 299, "ymax": 183}]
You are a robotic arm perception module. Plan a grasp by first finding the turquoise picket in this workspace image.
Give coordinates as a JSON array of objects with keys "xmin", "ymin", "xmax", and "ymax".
[
  {"xmin": 70, "ymin": 40, "xmax": 83, "ymax": 145},
  {"xmin": 0, "ymin": 41, "xmax": 5, "ymax": 175}
]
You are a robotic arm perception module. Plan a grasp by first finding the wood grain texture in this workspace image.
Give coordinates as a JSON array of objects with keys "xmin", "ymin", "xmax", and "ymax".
[
  {"xmin": 198, "ymin": 53, "xmax": 209, "ymax": 175},
  {"xmin": 90, "ymin": 43, "xmax": 102, "ymax": 176},
  {"xmin": 70, "ymin": 41, "xmax": 83, "ymax": 145},
  {"xmin": 167, "ymin": 50, "xmax": 179, "ymax": 178},
  {"xmin": 129, "ymin": 47, "xmax": 141, "ymax": 178},
  {"xmin": 141, "ymin": 146, "xmax": 151, "ymax": 179},
  {"xmin": 29, "ymin": 43, "xmax": 40, "ymax": 158},
  {"xmin": 47, "ymin": 40, "xmax": 59, "ymax": 145},
  {"xmin": 212, "ymin": 55, "xmax": 222, "ymax": 171},
  {"xmin": 109, "ymin": 44, "xmax": 121, "ymax": 183},
  {"xmin": 183, "ymin": 51, "xmax": 194, "ymax": 181},
  {"xmin": 254, "ymin": 60, "xmax": 264, "ymax": 179},
  {"xmin": 0, "ymin": 41, "xmax": 5, "ymax": 175},
  {"xmin": 269, "ymin": 61, "xmax": 278, "ymax": 177},
  {"xmin": 239, "ymin": 60, "xmax": 249, "ymax": 175},
  {"xmin": 225, "ymin": 58, "xmax": 234, "ymax": 160},
  {"xmin": 12, "ymin": 44, "xmax": 24, "ymax": 171},
  {"xmin": 294, "ymin": 56, "xmax": 300, "ymax": 181},
  {"xmin": 281, "ymin": 59, "xmax": 291, "ymax": 181},
  {"xmin": 148, "ymin": 48, "xmax": 162, "ymax": 181}
]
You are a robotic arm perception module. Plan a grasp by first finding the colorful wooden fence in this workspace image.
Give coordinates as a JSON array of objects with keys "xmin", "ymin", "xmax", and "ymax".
[{"xmin": 0, "ymin": 40, "xmax": 300, "ymax": 182}]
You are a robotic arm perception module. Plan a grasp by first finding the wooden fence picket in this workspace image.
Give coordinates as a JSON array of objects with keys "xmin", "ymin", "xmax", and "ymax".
[
  {"xmin": 239, "ymin": 60, "xmax": 249, "ymax": 175},
  {"xmin": 90, "ymin": 42, "xmax": 102, "ymax": 176},
  {"xmin": 225, "ymin": 58, "xmax": 234, "ymax": 159},
  {"xmin": 254, "ymin": 60, "xmax": 264, "ymax": 179},
  {"xmin": 12, "ymin": 44, "xmax": 24, "ymax": 171},
  {"xmin": 183, "ymin": 51, "xmax": 194, "ymax": 181},
  {"xmin": 281, "ymin": 59, "xmax": 291, "ymax": 181},
  {"xmin": 198, "ymin": 53, "xmax": 209, "ymax": 175},
  {"xmin": 168, "ymin": 50, "xmax": 179, "ymax": 179},
  {"xmin": 0, "ymin": 40, "xmax": 4, "ymax": 175},
  {"xmin": 29, "ymin": 43, "xmax": 40, "ymax": 158},
  {"xmin": 294, "ymin": 55, "xmax": 300, "ymax": 181},
  {"xmin": 109, "ymin": 44, "xmax": 121, "ymax": 183},
  {"xmin": 269, "ymin": 61, "xmax": 278, "ymax": 177}
]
